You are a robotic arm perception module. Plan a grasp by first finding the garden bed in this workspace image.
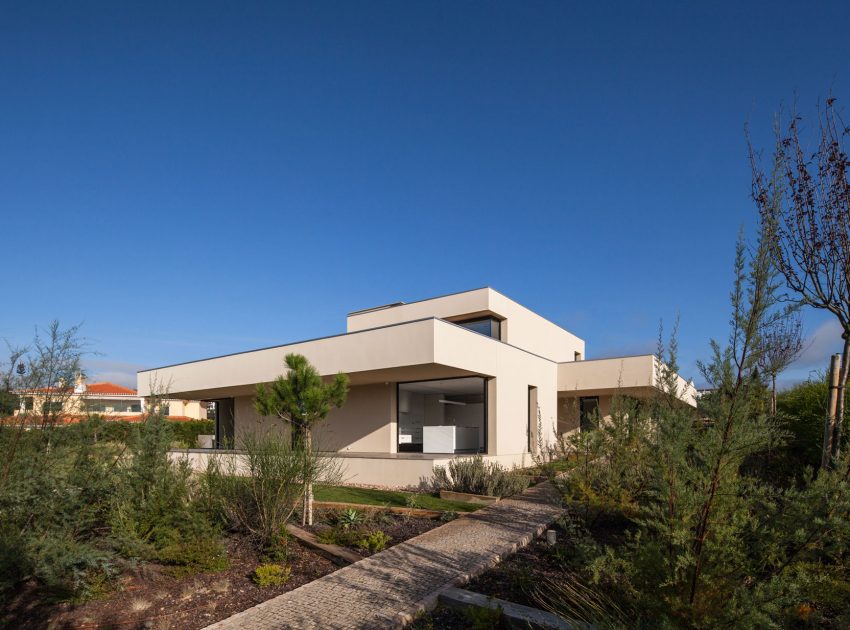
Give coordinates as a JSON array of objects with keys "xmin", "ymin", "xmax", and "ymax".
[
  {"xmin": 465, "ymin": 509, "xmax": 632, "ymax": 609},
  {"xmin": 305, "ymin": 508, "xmax": 443, "ymax": 556},
  {"xmin": 3, "ymin": 533, "xmax": 338, "ymax": 630}
]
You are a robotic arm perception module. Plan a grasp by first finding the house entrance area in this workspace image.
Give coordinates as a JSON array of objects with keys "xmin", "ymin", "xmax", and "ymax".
[{"xmin": 397, "ymin": 376, "xmax": 486, "ymax": 454}]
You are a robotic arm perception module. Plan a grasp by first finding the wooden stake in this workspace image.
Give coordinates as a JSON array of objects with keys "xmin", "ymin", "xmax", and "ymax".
[{"xmin": 822, "ymin": 354, "xmax": 841, "ymax": 469}]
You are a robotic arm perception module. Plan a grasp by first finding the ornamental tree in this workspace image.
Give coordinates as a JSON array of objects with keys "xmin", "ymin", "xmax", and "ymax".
[
  {"xmin": 254, "ymin": 353, "xmax": 349, "ymax": 525},
  {"xmin": 749, "ymin": 96, "xmax": 850, "ymax": 463}
]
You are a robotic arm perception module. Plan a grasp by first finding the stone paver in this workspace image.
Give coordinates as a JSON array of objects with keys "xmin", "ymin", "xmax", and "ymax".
[{"xmin": 205, "ymin": 482, "xmax": 564, "ymax": 630}]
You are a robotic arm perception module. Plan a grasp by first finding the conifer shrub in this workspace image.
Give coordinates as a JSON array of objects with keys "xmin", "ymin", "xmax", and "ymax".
[
  {"xmin": 109, "ymin": 413, "xmax": 226, "ymax": 575},
  {"xmin": 538, "ymin": 237, "xmax": 850, "ymax": 628}
]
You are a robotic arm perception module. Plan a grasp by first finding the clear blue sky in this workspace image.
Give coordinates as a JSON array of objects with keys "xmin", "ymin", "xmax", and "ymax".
[{"xmin": 2, "ymin": 1, "xmax": 848, "ymax": 388}]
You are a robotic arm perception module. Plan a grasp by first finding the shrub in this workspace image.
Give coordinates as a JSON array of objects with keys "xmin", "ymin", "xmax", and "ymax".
[
  {"xmin": 777, "ymin": 376, "xmax": 848, "ymax": 473},
  {"xmin": 316, "ymin": 526, "xmax": 360, "ymax": 547},
  {"xmin": 463, "ymin": 603, "xmax": 505, "ymax": 630},
  {"xmin": 252, "ymin": 563, "xmax": 291, "ymax": 587},
  {"xmin": 405, "ymin": 494, "xmax": 421, "ymax": 510},
  {"xmin": 356, "ymin": 531, "xmax": 390, "ymax": 553},
  {"xmin": 336, "ymin": 508, "xmax": 363, "ymax": 529},
  {"xmin": 155, "ymin": 538, "xmax": 229, "ymax": 577},
  {"xmin": 0, "ymin": 421, "xmax": 123, "ymax": 601},
  {"xmin": 205, "ymin": 432, "xmax": 341, "ymax": 547},
  {"xmin": 168, "ymin": 419, "xmax": 216, "ymax": 449},
  {"xmin": 432, "ymin": 455, "xmax": 529, "ymax": 497},
  {"xmin": 439, "ymin": 510, "xmax": 459, "ymax": 523},
  {"xmin": 262, "ymin": 532, "xmax": 290, "ymax": 563},
  {"xmin": 110, "ymin": 413, "xmax": 226, "ymax": 574}
]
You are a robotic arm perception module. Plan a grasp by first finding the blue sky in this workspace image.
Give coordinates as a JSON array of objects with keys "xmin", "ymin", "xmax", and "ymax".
[{"xmin": 1, "ymin": 1, "xmax": 848, "ymax": 388}]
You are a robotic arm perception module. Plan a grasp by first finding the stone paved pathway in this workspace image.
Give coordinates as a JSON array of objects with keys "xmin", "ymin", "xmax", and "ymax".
[{"xmin": 205, "ymin": 482, "xmax": 564, "ymax": 630}]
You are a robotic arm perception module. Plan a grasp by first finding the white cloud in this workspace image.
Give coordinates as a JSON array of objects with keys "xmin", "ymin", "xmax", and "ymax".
[
  {"xmin": 81, "ymin": 359, "xmax": 144, "ymax": 389},
  {"xmin": 777, "ymin": 319, "xmax": 846, "ymax": 389},
  {"xmin": 795, "ymin": 319, "xmax": 845, "ymax": 368}
]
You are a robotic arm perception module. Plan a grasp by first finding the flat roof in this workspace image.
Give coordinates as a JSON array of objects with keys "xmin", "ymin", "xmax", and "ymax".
[
  {"xmin": 138, "ymin": 315, "xmax": 559, "ymax": 375},
  {"xmin": 347, "ymin": 286, "xmax": 490, "ymax": 316}
]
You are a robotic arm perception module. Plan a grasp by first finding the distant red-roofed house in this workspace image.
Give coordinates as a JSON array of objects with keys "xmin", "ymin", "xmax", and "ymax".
[{"xmin": 13, "ymin": 375, "xmax": 208, "ymax": 422}]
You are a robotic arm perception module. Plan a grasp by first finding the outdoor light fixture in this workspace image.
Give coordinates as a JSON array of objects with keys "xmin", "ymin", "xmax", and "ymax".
[{"xmin": 438, "ymin": 399, "xmax": 467, "ymax": 406}]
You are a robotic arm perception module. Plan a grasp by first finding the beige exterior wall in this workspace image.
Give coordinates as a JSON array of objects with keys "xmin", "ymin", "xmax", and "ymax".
[
  {"xmin": 558, "ymin": 393, "xmax": 615, "ymax": 432},
  {"xmin": 558, "ymin": 355, "xmax": 656, "ymax": 392},
  {"xmin": 138, "ymin": 318, "xmax": 439, "ymax": 400},
  {"xmin": 165, "ymin": 399, "xmax": 208, "ymax": 420},
  {"xmin": 346, "ymin": 287, "xmax": 585, "ymax": 363},
  {"xmin": 170, "ymin": 450, "xmax": 537, "ymax": 489},
  {"xmin": 14, "ymin": 393, "xmax": 139, "ymax": 416},
  {"xmin": 557, "ymin": 355, "xmax": 697, "ymax": 407},
  {"xmin": 432, "ymin": 320, "xmax": 559, "ymax": 456},
  {"xmin": 228, "ymin": 393, "xmax": 394, "ymax": 450},
  {"xmin": 14, "ymin": 392, "xmax": 208, "ymax": 420}
]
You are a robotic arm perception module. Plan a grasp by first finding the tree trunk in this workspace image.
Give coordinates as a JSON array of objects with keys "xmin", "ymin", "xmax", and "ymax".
[
  {"xmin": 823, "ymin": 354, "xmax": 842, "ymax": 468},
  {"xmin": 771, "ymin": 374, "xmax": 777, "ymax": 417},
  {"xmin": 301, "ymin": 428, "xmax": 314, "ymax": 527},
  {"xmin": 830, "ymin": 334, "xmax": 850, "ymax": 461}
]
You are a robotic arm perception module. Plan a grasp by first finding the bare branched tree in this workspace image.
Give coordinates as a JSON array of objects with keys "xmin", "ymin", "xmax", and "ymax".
[
  {"xmin": 750, "ymin": 96, "xmax": 850, "ymax": 462},
  {"xmin": 757, "ymin": 308, "xmax": 804, "ymax": 416},
  {"xmin": 0, "ymin": 322, "xmax": 87, "ymax": 487}
]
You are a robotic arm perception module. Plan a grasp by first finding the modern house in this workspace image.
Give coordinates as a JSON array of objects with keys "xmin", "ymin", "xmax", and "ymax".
[
  {"xmin": 14, "ymin": 375, "xmax": 209, "ymax": 423},
  {"xmin": 138, "ymin": 288, "xmax": 696, "ymax": 487}
]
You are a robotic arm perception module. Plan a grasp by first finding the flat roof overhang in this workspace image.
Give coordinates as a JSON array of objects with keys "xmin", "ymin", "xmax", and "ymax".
[
  {"xmin": 558, "ymin": 355, "xmax": 697, "ymax": 407},
  {"xmin": 137, "ymin": 317, "xmax": 554, "ymax": 400}
]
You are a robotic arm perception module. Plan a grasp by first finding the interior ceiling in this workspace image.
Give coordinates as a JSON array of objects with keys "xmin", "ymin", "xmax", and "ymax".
[{"xmin": 398, "ymin": 376, "xmax": 484, "ymax": 395}]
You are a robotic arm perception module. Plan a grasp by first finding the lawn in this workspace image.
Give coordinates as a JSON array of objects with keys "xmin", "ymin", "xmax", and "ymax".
[{"xmin": 313, "ymin": 485, "xmax": 482, "ymax": 512}]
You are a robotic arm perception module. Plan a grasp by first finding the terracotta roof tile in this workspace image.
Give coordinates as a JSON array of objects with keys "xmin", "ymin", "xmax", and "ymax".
[{"xmin": 85, "ymin": 382, "xmax": 138, "ymax": 395}]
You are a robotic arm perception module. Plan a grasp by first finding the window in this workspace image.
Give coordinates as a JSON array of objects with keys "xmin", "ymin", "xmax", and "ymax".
[
  {"xmin": 528, "ymin": 386, "xmax": 538, "ymax": 453},
  {"xmin": 455, "ymin": 317, "xmax": 501, "ymax": 339},
  {"xmin": 22, "ymin": 396, "xmax": 34, "ymax": 411},
  {"xmin": 130, "ymin": 403, "xmax": 141, "ymax": 413},
  {"xmin": 398, "ymin": 377, "xmax": 487, "ymax": 454},
  {"xmin": 579, "ymin": 397, "xmax": 599, "ymax": 431},
  {"xmin": 42, "ymin": 400, "xmax": 63, "ymax": 414}
]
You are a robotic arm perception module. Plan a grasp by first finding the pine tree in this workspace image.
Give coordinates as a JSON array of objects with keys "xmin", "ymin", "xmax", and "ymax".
[{"xmin": 254, "ymin": 353, "xmax": 349, "ymax": 525}]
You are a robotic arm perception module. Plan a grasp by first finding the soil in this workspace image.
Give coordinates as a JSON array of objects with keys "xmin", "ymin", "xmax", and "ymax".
[
  {"xmin": 467, "ymin": 510, "xmax": 632, "ymax": 609},
  {"xmin": 3, "ymin": 534, "xmax": 338, "ymax": 630},
  {"xmin": 305, "ymin": 510, "xmax": 442, "ymax": 556}
]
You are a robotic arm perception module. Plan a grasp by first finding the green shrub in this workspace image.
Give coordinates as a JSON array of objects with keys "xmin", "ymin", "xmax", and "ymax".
[
  {"xmin": 167, "ymin": 419, "xmax": 216, "ymax": 449},
  {"xmin": 262, "ymin": 532, "xmax": 290, "ymax": 563},
  {"xmin": 432, "ymin": 455, "xmax": 529, "ymax": 497},
  {"xmin": 0, "ymin": 422, "xmax": 123, "ymax": 601},
  {"xmin": 204, "ymin": 432, "xmax": 333, "ymax": 546},
  {"xmin": 777, "ymin": 376, "xmax": 848, "ymax": 473},
  {"xmin": 155, "ymin": 537, "xmax": 229, "ymax": 577},
  {"xmin": 356, "ymin": 530, "xmax": 390, "ymax": 553},
  {"xmin": 439, "ymin": 510, "xmax": 459, "ymax": 522},
  {"xmin": 252, "ymin": 563, "xmax": 291, "ymax": 587},
  {"xmin": 463, "ymin": 603, "xmax": 504, "ymax": 629},
  {"xmin": 405, "ymin": 494, "xmax": 421, "ymax": 510},
  {"xmin": 315, "ymin": 526, "xmax": 360, "ymax": 547},
  {"xmin": 109, "ymin": 413, "xmax": 226, "ymax": 576},
  {"xmin": 336, "ymin": 508, "xmax": 364, "ymax": 529}
]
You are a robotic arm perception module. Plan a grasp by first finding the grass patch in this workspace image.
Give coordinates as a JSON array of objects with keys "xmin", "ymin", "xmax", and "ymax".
[{"xmin": 313, "ymin": 485, "xmax": 481, "ymax": 512}]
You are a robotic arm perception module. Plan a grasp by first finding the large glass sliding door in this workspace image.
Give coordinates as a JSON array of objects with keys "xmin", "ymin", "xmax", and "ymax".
[{"xmin": 397, "ymin": 377, "xmax": 486, "ymax": 454}]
